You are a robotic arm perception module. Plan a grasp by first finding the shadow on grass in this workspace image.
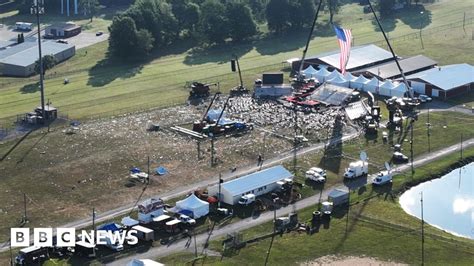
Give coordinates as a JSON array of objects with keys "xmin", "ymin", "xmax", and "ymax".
[
  {"xmin": 371, "ymin": 4, "xmax": 432, "ymax": 33},
  {"xmin": 19, "ymin": 82, "xmax": 40, "ymax": 94},
  {"xmin": 88, "ymin": 38, "xmax": 198, "ymax": 87},
  {"xmin": 184, "ymin": 41, "xmax": 253, "ymax": 66},
  {"xmin": 319, "ymin": 115, "xmax": 344, "ymax": 173}
]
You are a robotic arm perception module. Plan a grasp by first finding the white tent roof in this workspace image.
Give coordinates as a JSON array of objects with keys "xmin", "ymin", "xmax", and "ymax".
[
  {"xmin": 392, "ymin": 83, "xmax": 408, "ymax": 97},
  {"xmin": 127, "ymin": 259, "xmax": 164, "ymax": 266},
  {"xmin": 302, "ymin": 65, "xmax": 318, "ymax": 77},
  {"xmin": 175, "ymin": 194, "xmax": 209, "ymax": 219},
  {"xmin": 380, "ymin": 80, "xmax": 395, "ymax": 89},
  {"xmin": 366, "ymin": 77, "xmax": 380, "ymax": 86},
  {"xmin": 315, "ymin": 66, "xmax": 331, "ymax": 76},
  {"xmin": 343, "ymin": 72, "xmax": 357, "ymax": 81},
  {"xmin": 353, "ymin": 75, "xmax": 370, "ymax": 84},
  {"xmin": 327, "ymin": 75, "xmax": 349, "ymax": 87},
  {"xmin": 326, "ymin": 70, "xmax": 344, "ymax": 80}
]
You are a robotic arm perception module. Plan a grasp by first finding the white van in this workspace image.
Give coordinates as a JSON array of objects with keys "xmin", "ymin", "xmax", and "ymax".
[{"xmin": 372, "ymin": 170, "xmax": 392, "ymax": 185}]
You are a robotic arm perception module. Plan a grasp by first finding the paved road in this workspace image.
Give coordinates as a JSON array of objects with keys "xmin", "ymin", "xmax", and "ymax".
[{"xmin": 107, "ymin": 138, "xmax": 474, "ymax": 265}]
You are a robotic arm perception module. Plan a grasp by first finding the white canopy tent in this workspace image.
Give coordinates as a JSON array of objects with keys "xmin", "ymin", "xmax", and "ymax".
[
  {"xmin": 364, "ymin": 77, "xmax": 381, "ymax": 93},
  {"xmin": 326, "ymin": 70, "xmax": 344, "ymax": 80},
  {"xmin": 315, "ymin": 67, "xmax": 332, "ymax": 82},
  {"xmin": 175, "ymin": 194, "xmax": 209, "ymax": 218},
  {"xmin": 379, "ymin": 80, "xmax": 396, "ymax": 96},
  {"xmin": 327, "ymin": 75, "xmax": 349, "ymax": 87},
  {"xmin": 351, "ymin": 75, "xmax": 370, "ymax": 90},
  {"xmin": 302, "ymin": 65, "xmax": 318, "ymax": 78},
  {"xmin": 392, "ymin": 83, "xmax": 407, "ymax": 97},
  {"xmin": 343, "ymin": 72, "xmax": 357, "ymax": 82}
]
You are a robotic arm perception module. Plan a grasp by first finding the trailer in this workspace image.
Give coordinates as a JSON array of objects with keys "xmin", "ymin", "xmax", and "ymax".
[
  {"xmin": 132, "ymin": 225, "xmax": 154, "ymax": 241},
  {"xmin": 15, "ymin": 246, "xmax": 49, "ymax": 265}
]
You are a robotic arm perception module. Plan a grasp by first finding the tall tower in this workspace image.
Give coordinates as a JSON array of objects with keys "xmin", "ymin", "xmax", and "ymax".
[
  {"xmin": 74, "ymin": 0, "xmax": 78, "ymax": 15},
  {"xmin": 66, "ymin": 0, "xmax": 70, "ymax": 16}
]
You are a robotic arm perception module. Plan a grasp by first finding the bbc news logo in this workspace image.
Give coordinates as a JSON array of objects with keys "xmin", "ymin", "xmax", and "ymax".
[{"xmin": 11, "ymin": 228, "xmax": 139, "ymax": 247}]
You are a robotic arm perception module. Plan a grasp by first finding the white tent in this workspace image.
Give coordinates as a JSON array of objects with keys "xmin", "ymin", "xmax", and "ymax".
[
  {"xmin": 392, "ymin": 83, "xmax": 407, "ymax": 97},
  {"xmin": 127, "ymin": 259, "xmax": 164, "ymax": 266},
  {"xmin": 327, "ymin": 75, "xmax": 349, "ymax": 87},
  {"xmin": 343, "ymin": 72, "xmax": 357, "ymax": 82},
  {"xmin": 315, "ymin": 67, "xmax": 332, "ymax": 82},
  {"xmin": 379, "ymin": 80, "xmax": 395, "ymax": 96},
  {"xmin": 302, "ymin": 65, "xmax": 318, "ymax": 78},
  {"xmin": 175, "ymin": 194, "xmax": 209, "ymax": 219},
  {"xmin": 326, "ymin": 70, "xmax": 344, "ymax": 80},
  {"xmin": 351, "ymin": 75, "xmax": 370, "ymax": 90},
  {"xmin": 364, "ymin": 77, "xmax": 381, "ymax": 93}
]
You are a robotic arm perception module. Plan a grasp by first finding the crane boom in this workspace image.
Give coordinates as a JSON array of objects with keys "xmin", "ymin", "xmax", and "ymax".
[
  {"xmin": 366, "ymin": 0, "xmax": 413, "ymax": 99},
  {"xmin": 297, "ymin": 0, "xmax": 324, "ymax": 80}
]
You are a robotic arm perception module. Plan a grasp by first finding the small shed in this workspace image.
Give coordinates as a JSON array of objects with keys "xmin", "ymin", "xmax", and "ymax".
[
  {"xmin": 45, "ymin": 22, "xmax": 82, "ymax": 38},
  {"xmin": 132, "ymin": 225, "xmax": 154, "ymax": 241},
  {"xmin": 328, "ymin": 188, "xmax": 349, "ymax": 206}
]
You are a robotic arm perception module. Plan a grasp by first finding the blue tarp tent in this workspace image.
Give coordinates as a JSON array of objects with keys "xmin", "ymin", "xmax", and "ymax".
[
  {"xmin": 155, "ymin": 166, "xmax": 168, "ymax": 175},
  {"xmin": 130, "ymin": 167, "xmax": 141, "ymax": 174},
  {"xmin": 98, "ymin": 223, "xmax": 121, "ymax": 232}
]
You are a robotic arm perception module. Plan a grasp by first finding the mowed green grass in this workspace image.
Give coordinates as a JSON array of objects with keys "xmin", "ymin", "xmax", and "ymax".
[
  {"xmin": 158, "ymin": 147, "xmax": 474, "ymax": 266},
  {"xmin": 1, "ymin": 0, "xmax": 473, "ymax": 123}
]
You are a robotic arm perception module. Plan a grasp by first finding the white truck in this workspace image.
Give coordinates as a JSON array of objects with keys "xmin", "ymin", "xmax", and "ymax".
[
  {"xmin": 372, "ymin": 170, "xmax": 393, "ymax": 185},
  {"xmin": 343, "ymin": 161, "xmax": 368, "ymax": 179},
  {"xmin": 238, "ymin": 194, "xmax": 256, "ymax": 205},
  {"xmin": 305, "ymin": 167, "xmax": 326, "ymax": 183}
]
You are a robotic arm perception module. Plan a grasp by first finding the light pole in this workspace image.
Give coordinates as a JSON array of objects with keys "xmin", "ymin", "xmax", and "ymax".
[
  {"xmin": 419, "ymin": 11, "xmax": 425, "ymax": 49},
  {"xmin": 31, "ymin": 0, "xmax": 46, "ymax": 122}
]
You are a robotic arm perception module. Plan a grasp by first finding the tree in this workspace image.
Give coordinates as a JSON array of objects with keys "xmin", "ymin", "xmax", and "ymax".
[
  {"xmin": 198, "ymin": 0, "xmax": 228, "ymax": 44},
  {"xmin": 378, "ymin": 0, "xmax": 395, "ymax": 18},
  {"xmin": 248, "ymin": 0, "xmax": 267, "ymax": 22},
  {"xmin": 324, "ymin": 0, "xmax": 340, "ymax": 23},
  {"xmin": 108, "ymin": 15, "xmax": 139, "ymax": 57},
  {"xmin": 79, "ymin": 0, "xmax": 101, "ymax": 22},
  {"xmin": 34, "ymin": 55, "xmax": 57, "ymax": 76},
  {"xmin": 182, "ymin": 2, "xmax": 200, "ymax": 33},
  {"xmin": 225, "ymin": 2, "xmax": 257, "ymax": 42},
  {"xmin": 266, "ymin": 0, "xmax": 291, "ymax": 34},
  {"xmin": 136, "ymin": 29, "xmax": 155, "ymax": 55},
  {"xmin": 288, "ymin": 0, "xmax": 316, "ymax": 28}
]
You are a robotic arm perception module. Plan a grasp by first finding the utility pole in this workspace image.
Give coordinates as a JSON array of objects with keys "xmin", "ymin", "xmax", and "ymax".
[
  {"xmin": 9, "ymin": 238, "xmax": 13, "ymax": 266},
  {"xmin": 147, "ymin": 155, "xmax": 150, "ymax": 184},
  {"xmin": 463, "ymin": 12, "xmax": 466, "ymax": 31},
  {"xmin": 419, "ymin": 11, "xmax": 425, "ymax": 49},
  {"xmin": 23, "ymin": 193, "xmax": 28, "ymax": 224},
  {"xmin": 427, "ymin": 108, "xmax": 431, "ymax": 153},
  {"xmin": 293, "ymin": 104, "xmax": 298, "ymax": 174},
  {"xmin": 92, "ymin": 207, "xmax": 96, "ymax": 256},
  {"xmin": 210, "ymin": 134, "xmax": 215, "ymax": 167},
  {"xmin": 460, "ymin": 133, "xmax": 463, "ymax": 160},
  {"xmin": 410, "ymin": 118, "xmax": 414, "ymax": 174},
  {"xmin": 218, "ymin": 173, "xmax": 222, "ymax": 208},
  {"xmin": 421, "ymin": 192, "xmax": 425, "ymax": 266},
  {"xmin": 32, "ymin": 0, "xmax": 46, "ymax": 122}
]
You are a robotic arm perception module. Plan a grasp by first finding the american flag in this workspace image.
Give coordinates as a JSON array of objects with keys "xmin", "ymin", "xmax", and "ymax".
[{"xmin": 333, "ymin": 25, "xmax": 352, "ymax": 74}]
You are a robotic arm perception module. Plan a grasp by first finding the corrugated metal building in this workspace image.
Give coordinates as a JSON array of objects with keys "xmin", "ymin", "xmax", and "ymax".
[
  {"xmin": 355, "ymin": 55, "xmax": 437, "ymax": 80},
  {"xmin": 0, "ymin": 40, "xmax": 75, "ymax": 77},
  {"xmin": 45, "ymin": 22, "xmax": 81, "ymax": 38},
  {"xmin": 291, "ymin": 44, "xmax": 395, "ymax": 72},
  {"xmin": 208, "ymin": 165, "xmax": 294, "ymax": 205},
  {"xmin": 403, "ymin": 64, "xmax": 474, "ymax": 99}
]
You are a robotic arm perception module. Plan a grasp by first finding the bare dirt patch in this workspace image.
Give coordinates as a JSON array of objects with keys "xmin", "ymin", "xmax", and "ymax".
[{"xmin": 301, "ymin": 255, "xmax": 407, "ymax": 266}]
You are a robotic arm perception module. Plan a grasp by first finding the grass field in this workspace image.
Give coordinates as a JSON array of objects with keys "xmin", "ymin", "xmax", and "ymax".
[
  {"xmin": 1, "ymin": 0, "xmax": 473, "ymax": 125},
  {"xmin": 158, "ymin": 147, "xmax": 474, "ymax": 266}
]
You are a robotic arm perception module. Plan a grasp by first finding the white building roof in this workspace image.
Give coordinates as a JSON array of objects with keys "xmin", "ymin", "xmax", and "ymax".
[
  {"xmin": 404, "ymin": 63, "xmax": 474, "ymax": 91},
  {"xmin": 0, "ymin": 40, "xmax": 74, "ymax": 67},
  {"xmin": 222, "ymin": 165, "xmax": 293, "ymax": 196},
  {"xmin": 307, "ymin": 44, "xmax": 394, "ymax": 71}
]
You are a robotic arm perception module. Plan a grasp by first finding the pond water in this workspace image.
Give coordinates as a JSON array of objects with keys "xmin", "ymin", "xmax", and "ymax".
[{"xmin": 399, "ymin": 162, "xmax": 474, "ymax": 239}]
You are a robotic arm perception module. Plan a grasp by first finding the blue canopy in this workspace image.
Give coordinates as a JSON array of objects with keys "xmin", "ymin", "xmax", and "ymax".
[
  {"xmin": 130, "ymin": 167, "xmax": 141, "ymax": 174},
  {"xmin": 98, "ymin": 223, "xmax": 121, "ymax": 232},
  {"xmin": 155, "ymin": 166, "xmax": 168, "ymax": 175}
]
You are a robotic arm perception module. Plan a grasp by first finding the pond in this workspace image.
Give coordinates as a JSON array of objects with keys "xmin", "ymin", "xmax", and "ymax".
[{"xmin": 399, "ymin": 162, "xmax": 474, "ymax": 239}]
